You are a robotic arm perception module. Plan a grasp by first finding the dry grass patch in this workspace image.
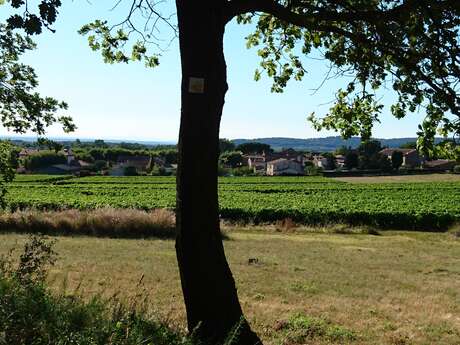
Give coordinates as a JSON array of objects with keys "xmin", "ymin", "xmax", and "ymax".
[
  {"xmin": 0, "ymin": 208, "xmax": 175, "ymax": 238},
  {"xmin": 274, "ymin": 218, "xmax": 299, "ymax": 233},
  {"xmin": 0, "ymin": 229, "xmax": 459, "ymax": 344},
  {"xmin": 448, "ymin": 223, "xmax": 460, "ymax": 239},
  {"xmin": 223, "ymin": 222, "xmax": 381, "ymax": 236}
]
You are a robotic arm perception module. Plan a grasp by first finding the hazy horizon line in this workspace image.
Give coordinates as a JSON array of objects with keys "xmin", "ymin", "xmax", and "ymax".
[{"xmin": 0, "ymin": 134, "xmax": 427, "ymax": 144}]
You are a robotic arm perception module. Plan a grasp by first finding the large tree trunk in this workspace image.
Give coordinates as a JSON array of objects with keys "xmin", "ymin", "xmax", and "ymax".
[{"xmin": 175, "ymin": 1, "xmax": 261, "ymax": 344}]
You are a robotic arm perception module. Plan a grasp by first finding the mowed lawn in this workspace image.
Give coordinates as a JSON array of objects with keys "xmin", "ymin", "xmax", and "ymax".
[{"xmin": 1, "ymin": 230, "xmax": 459, "ymax": 345}]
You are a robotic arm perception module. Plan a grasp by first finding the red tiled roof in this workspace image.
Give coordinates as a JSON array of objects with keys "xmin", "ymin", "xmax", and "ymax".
[{"xmin": 379, "ymin": 148, "xmax": 416, "ymax": 156}]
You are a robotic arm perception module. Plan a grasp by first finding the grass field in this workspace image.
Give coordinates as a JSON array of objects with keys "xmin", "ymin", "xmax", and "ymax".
[{"xmin": 1, "ymin": 229, "xmax": 459, "ymax": 345}]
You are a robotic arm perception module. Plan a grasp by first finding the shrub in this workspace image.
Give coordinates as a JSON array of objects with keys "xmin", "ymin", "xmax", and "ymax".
[
  {"xmin": 0, "ymin": 235, "xmax": 193, "ymax": 345},
  {"xmin": 93, "ymin": 160, "xmax": 107, "ymax": 171},
  {"xmin": 344, "ymin": 152, "xmax": 359, "ymax": 170},
  {"xmin": 454, "ymin": 165, "xmax": 460, "ymax": 174},
  {"xmin": 276, "ymin": 313, "xmax": 357, "ymax": 343},
  {"xmin": 232, "ymin": 166, "xmax": 254, "ymax": 176},
  {"xmin": 219, "ymin": 151, "xmax": 243, "ymax": 168},
  {"xmin": 391, "ymin": 151, "xmax": 404, "ymax": 170},
  {"xmin": 322, "ymin": 152, "xmax": 337, "ymax": 170},
  {"xmin": 378, "ymin": 155, "xmax": 393, "ymax": 172},
  {"xmin": 218, "ymin": 165, "xmax": 230, "ymax": 176},
  {"xmin": 151, "ymin": 165, "xmax": 172, "ymax": 176},
  {"xmin": 305, "ymin": 165, "xmax": 323, "ymax": 176},
  {"xmin": 73, "ymin": 150, "xmax": 94, "ymax": 163},
  {"xmin": 124, "ymin": 166, "xmax": 138, "ymax": 176}
]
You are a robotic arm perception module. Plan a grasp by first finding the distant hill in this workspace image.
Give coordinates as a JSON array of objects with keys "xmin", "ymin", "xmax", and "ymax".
[
  {"xmin": 1, "ymin": 136, "xmax": 175, "ymax": 147},
  {"xmin": 4, "ymin": 135, "xmax": 443, "ymax": 152},
  {"xmin": 232, "ymin": 136, "xmax": 442, "ymax": 152}
]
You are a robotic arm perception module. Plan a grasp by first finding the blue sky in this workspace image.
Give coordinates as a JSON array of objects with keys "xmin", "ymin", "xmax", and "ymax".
[{"xmin": 0, "ymin": 1, "xmax": 426, "ymax": 142}]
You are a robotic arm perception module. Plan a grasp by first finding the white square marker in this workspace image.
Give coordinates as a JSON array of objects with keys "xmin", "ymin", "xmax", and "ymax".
[{"xmin": 188, "ymin": 77, "xmax": 205, "ymax": 94}]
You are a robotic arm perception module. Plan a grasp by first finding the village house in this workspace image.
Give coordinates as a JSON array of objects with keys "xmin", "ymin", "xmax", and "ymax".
[
  {"xmin": 152, "ymin": 156, "xmax": 166, "ymax": 167},
  {"xmin": 18, "ymin": 148, "xmax": 39, "ymax": 159},
  {"xmin": 148, "ymin": 156, "xmax": 177, "ymax": 175},
  {"xmin": 166, "ymin": 163, "xmax": 178, "ymax": 174},
  {"xmin": 379, "ymin": 148, "xmax": 423, "ymax": 168},
  {"xmin": 41, "ymin": 157, "xmax": 93, "ymax": 175},
  {"xmin": 246, "ymin": 149, "xmax": 307, "ymax": 175},
  {"xmin": 266, "ymin": 158, "xmax": 304, "ymax": 176},
  {"xmin": 43, "ymin": 161, "xmax": 89, "ymax": 175},
  {"xmin": 246, "ymin": 154, "xmax": 265, "ymax": 167},
  {"xmin": 312, "ymin": 155, "xmax": 328, "ymax": 168},
  {"xmin": 62, "ymin": 148, "xmax": 75, "ymax": 165},
  {"xmin": 110, "ymin": 155, "xmax": 152, "ymax": 176},
  {"xmin": 46, "ymin": 148, "xmax": 92, "ymax": 174},
  {"xmin": 32, "ymin": 159, "xmax": 91, "ymax": 175},
  {"xmin": 277, "ymin": 148, "xmax": 307, "ymax": 165},
  {"xmin": 335, "ymin": 154, "xmax": 345, "ymax": 168},
  {"xmin": 17, "ymin": 146, "xmax": 93, "ymax": 175},
  {"xmin": 246, "ymin": 154, "xmax": 268, "ymax": 174}
]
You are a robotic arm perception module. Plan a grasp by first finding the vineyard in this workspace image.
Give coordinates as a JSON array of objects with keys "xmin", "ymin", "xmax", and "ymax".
[{"xmin": 8, "ymin": 175, "xmax": 460, "ymax": 230}]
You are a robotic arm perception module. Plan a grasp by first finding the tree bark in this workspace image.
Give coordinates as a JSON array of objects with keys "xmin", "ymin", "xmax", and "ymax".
[{"xmin": 175, "ymin": 1, "xmax": 261, "ymax": 344}]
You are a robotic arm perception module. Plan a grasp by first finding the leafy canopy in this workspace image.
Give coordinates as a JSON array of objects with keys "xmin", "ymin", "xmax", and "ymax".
[
  {"xmin": 1, "ymin": 0, "xmax": 74, "ymax": 135},
  {"xmin": 0, "ymin": 141, "xmax": 16, "ymax": 208},
  {"xmin": 0, "ymin": 0, "xmax": 75, "ymax": 207},
  {"xmin": 3, "ymin": 0, "xmax": 460, "ymax": 160},
  {"xmin": 230, "ymin": 1, "xmax": 459, "ymax": 158},
  {"xmin": 4, "ymin": 0, "xmax": 62, "ymax": 35},
  {"xmin": 0, "ymin": 25, "xmax": 74, "ymax": 135},
  {"xmin": 391, "ymin": 150, "xmax": 404, "ymax": 170}
]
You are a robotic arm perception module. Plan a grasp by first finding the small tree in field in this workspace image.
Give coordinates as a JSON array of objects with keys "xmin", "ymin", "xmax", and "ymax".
[
  {"xmin": 323, "ymin": 152, "xmax": 337, "ymax": 170},
  {"xmin": 378, "ymin": 155, "xmax": 393, "ymax": 173},
  {"xmin": 358, "ymin": 140, "xmax": 383, "ymax": 158},
  {"xmin": 344, "ymin": 151, "xmax": 359, "ymax": 170},
  {"xmin": 391, "ymin": 151, "xmax": 404, "ymax": 170},
  {"xmin": 219, "ymin": 151, "xmax": 244, "ymax": 169},
  {"xmin": 219, "ymin": 138, "xmax": 236, "ymax": 153},
  {"xmin": 3, "ymin": 1, "xmax": 460, "ymax": 344}
]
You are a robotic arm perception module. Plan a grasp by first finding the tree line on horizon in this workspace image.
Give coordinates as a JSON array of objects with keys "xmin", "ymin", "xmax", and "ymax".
[{"xmin": 11, "ymin": 137, "xmax": 457, "ymax": 176}]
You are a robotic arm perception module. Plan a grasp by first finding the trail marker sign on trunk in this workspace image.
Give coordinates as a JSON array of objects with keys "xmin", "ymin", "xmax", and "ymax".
[{"xmin": 188, "ymin": 77, "xmax": 205, "ymax": 94}]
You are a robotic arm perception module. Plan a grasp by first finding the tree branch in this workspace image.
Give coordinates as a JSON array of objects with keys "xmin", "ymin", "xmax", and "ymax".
[
  {"xmin": 224, "ymin": 0, "xmax": 368, "ymax": 42},
  {"xmin": 223, "ymin": 0, "xmax": 458, "ymax": 25}
]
